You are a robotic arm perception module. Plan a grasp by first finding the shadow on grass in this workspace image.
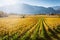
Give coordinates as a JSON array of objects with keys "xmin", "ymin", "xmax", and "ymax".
[{"xmin": 48, "ymin": 28, "xmax": 60, "ymax": 40}]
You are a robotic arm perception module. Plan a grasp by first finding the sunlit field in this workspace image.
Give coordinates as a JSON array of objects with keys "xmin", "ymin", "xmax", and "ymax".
[{"xmin": 0, "ymin": 15, "xmax": 60, "ymax": 40}]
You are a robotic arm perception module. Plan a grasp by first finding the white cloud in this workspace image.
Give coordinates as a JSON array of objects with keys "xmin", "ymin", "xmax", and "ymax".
[{"xmin": 0, "ymin": 0, "xmax": 19, "ymax": 7}]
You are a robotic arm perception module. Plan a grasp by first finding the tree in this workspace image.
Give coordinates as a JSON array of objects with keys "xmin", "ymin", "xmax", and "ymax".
[{"xmin": 0, "ymin": 11, "xmax": 8, "ymax": 17}]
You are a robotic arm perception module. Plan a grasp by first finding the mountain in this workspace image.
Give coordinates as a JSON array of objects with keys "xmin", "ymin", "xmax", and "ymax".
[
  {"xmin": 0, "ymin": 3, "xmax": 59, "ymax": 14},
  {"xmin": 52, "ymin": 6, "xmax": 60, "ymax": 10},
  {"xmin": 52, "ymin": 6, "xmax": 60, "ymax": 14}
]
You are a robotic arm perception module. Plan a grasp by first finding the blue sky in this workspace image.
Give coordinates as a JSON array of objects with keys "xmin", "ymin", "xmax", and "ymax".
[
  {"xmin": 0, "ymin": 0, "xmax": 60, "ymax": 7},
  {"xmin": 20, "ymin": 0, "xmax": 60, "ymax": 7}
]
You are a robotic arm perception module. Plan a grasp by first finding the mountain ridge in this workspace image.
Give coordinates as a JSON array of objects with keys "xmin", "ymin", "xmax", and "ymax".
[{"xmin": 0, "ymin": 3, "xmax": 60, "ymax": 14}]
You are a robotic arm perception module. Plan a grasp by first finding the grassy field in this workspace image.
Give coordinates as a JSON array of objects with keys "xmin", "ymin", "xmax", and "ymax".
[{"xmin": 0, "ymin": 15, "xmax": 60, "ymax": 40}]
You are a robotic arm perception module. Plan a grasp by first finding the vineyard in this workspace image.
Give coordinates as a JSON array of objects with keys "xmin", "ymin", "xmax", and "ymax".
[{"xmin": 0, "ymin": 15, "xmax": 60, "ymax": 40}]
